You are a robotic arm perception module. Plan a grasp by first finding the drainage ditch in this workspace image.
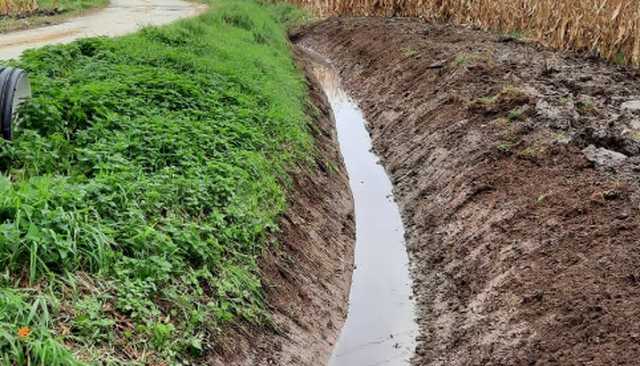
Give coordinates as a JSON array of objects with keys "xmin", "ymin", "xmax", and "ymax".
[{"xmin": 309, "ymin": 55, "xmax": 418, "ymax": 366}]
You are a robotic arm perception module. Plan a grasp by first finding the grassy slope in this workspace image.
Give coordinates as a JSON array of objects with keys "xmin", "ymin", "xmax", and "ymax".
[
  {"xmin": 1, "ymin": 0, "xmax": 110, "ymax": 33},
  {"xmin": 0, "ymin": 1, "xmax": 310, "ymax": 364}
]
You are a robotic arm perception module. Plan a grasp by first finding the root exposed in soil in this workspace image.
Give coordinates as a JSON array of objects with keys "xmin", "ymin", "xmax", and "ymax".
[
  {"xmin": 298, "ymin": 17, "xmax": 640, "ymax": 366},
  {"xmin": 209, "ymin": 48, "xmax": 355, "ymax": 365}
]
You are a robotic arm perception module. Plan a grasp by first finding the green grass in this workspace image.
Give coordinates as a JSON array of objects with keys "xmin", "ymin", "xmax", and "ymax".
[
  {"xmin": 508, "ymin": 108, "xmax": 524, "ymax": 121},
  {"xmin": 0, "ymin": 0, "xmax": 311, "ymax": 364},
  {"xmin": 401, "ymin": 47, "xmax": 418, "ymax": 57},
  {"xmin": 36, "ymin": 0, "xmax": 108, "ymax": 12}
]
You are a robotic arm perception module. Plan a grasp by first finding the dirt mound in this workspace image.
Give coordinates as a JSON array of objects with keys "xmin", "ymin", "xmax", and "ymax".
[
  {"xmin": 297, "ymin": 17, "xmax": 640, "ymax": 365},
  {"xmin": 208, "ymin": 48, "xmax": 355, "ymax": 365}
]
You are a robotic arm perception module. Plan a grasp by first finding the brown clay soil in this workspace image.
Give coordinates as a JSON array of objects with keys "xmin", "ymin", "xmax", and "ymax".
[
  {"xmin": 296, "ymin": 17, "xmax": 640, "ymax": 366},
  {"xmin": 208, "ymin": 48, "xmax": 355, "ymax": 365}
]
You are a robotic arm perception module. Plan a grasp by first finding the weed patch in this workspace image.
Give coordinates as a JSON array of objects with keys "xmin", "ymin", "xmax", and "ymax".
[
  {"xmin": 0, "ymin": 0, "xmax": 310, "ymax": 363},
  {"xmin": 469, "ymin": 85, "xmax": 530, "ymax": 116},
  {"xmin": 576, "ymin": 97, "xmax": 598, "ymax": 116},
  {"xmin": 401, "ymin": 47, "xmax": 418, "ymax": 57}
]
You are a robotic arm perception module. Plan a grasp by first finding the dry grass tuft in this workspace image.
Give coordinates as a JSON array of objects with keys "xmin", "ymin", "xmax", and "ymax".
[{"xmin": 1, "ymin": 0, "xmax": 39, "ymax": 16}]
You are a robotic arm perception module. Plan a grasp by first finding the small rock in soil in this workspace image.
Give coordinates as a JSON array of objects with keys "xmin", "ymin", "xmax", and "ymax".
[
  {"xmin": 621, "ymin": 100, "xmax": 640, "ymax": 112},
  {"xmin": 582, "ymin": 145, "xmax": 627, "ymax": 167}
]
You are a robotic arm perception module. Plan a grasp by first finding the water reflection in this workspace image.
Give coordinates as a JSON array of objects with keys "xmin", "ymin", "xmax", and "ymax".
[{"xmin": 311, "ymin": 61, "xmax": 418, "ymax": 366}]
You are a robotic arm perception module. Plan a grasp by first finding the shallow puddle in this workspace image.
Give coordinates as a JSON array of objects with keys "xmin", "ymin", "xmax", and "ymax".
[{"xmin": 311, "ymin": 57, "xmax": 418, "ymax": 366}]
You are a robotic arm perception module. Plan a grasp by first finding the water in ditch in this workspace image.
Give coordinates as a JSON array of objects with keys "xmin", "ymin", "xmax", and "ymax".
[{"xmin": 311, "ymin": 58, "xmax": 418, "ymax": 366}]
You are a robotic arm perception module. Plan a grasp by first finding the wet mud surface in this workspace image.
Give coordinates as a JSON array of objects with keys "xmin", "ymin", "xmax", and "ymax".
[
  {"xmin": 0, "ymin": 0, "xmax": 207, "ymax": 60},
  {"xmin": 297, "ymin": 17, "xmax": 640, "ymax": 365},
  {"xmin": 208, "ymin": 48, "xmax": 356, "ymax": 366}
]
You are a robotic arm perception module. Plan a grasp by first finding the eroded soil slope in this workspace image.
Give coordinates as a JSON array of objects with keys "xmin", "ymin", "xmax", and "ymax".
[
  {"xmin": 297, "ymin": 17, "xmax": 640, "ymax": 365},
  {"xmin": 210, "ymin": 49, "xmax": 355, "ymax": 366}
]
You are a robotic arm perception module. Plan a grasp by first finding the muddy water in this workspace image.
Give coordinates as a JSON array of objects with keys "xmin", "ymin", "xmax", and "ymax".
[
  {"xmin": 311, "ymin": 60, "xmax": 418, "ymax": 365},
  {"xmin": 0, "ymin": 0, "xmax": 207, "ymax": 60}
]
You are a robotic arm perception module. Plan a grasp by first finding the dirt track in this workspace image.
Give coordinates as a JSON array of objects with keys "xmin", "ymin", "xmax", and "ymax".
[
  {"xmin": 297, "ymin": 17, "xmax": 640, "ymax": 365},
  {"xmin": 0, "ymin": 0, "xmax": 206, "ymax": 60}
]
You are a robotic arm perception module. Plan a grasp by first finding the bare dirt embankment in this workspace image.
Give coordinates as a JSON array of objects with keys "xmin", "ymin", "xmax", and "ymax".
[
  {"xmin": 297, "ymin": 17, "xmax": 640, "ymax": 365},
  {"xmin": 210, "ymin": 48, "xmax": 355, "ymax": 366}
]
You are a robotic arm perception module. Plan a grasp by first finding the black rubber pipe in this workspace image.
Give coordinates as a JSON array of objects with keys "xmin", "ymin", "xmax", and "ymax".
[{"xmin": 0, "ymin": 67, "xmax": 31, "ymax": 140}]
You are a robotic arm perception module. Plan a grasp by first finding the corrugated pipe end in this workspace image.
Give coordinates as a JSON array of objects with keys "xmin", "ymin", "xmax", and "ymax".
[{"xmin": 0, "ymin": 67, "xmax": 31, "ymax": 140}]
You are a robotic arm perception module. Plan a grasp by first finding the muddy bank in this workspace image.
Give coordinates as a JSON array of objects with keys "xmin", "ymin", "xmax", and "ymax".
[
  {"xmin": 208, "ymin": 48, "xmax": 355, "ymax": 365},
  {"xmin": 297, "ymin": 17, "xmax": 640, "ymax": 365}
]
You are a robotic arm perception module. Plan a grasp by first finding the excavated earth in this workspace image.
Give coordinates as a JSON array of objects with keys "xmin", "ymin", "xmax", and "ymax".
[
  {"xmin": 209, "ymin": 49, "xmax": 355, "ymax": 366},
  {"xmin": 296, "ymin": 17, "xmax": 640, "ymax": 366}
]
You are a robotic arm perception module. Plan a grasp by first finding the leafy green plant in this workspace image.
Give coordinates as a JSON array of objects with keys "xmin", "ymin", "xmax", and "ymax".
[
  {"xmin": 0, "ymin": 0, "xmax": 311, "ymax": 363},
  {"xmin": 401, "ymin": 47, "xmax": 418, "ymax": 57},
  {"xmin": 71, "ymin": 296, "xmax": 114, "ymax": 343},
  {"xmin": 455, "ymin": 53, "xmax": 468, "ymax": 66},
  {"xmin": 505, "ymin": 30, "xmax": 524, "ymax": 39},
  {"xmin": 508, "ymin": 108, "xmax": 525, "ymax": 121},
  {"xmin": 576, "ymin": 98, "xmax": 598, "ymax": 115},
  {"xmin": 518, "ymin": 144, "xmax": 546, "ymax": 159},
  {"xmin": 497, "ymin": 142, "xmax": 513, "ymax": 153},
  {"xmin": 0, "ymin": 289, "xmax": 81, "ymax": 366},
  {"xmin": 454, "ymin": 51, "xmax": 494, "ymax": 68}
]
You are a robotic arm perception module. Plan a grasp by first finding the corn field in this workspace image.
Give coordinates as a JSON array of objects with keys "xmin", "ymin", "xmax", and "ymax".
[
  {"xmin": 291, "ymin": 0, "xmax": 640, "ymax": 66},
  {"xmin": 0, "ymin": 0, "xmax": 39, "ymax": 16}
]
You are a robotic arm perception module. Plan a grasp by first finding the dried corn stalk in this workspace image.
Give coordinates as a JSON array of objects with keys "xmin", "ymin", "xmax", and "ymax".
[
  {"xmin": 1, "ymin": 0, "xmax": 39, "ymax": 16},
  {"xmin": 288, "ymin": 0, "xmax": 640, "ymax": 67}
]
